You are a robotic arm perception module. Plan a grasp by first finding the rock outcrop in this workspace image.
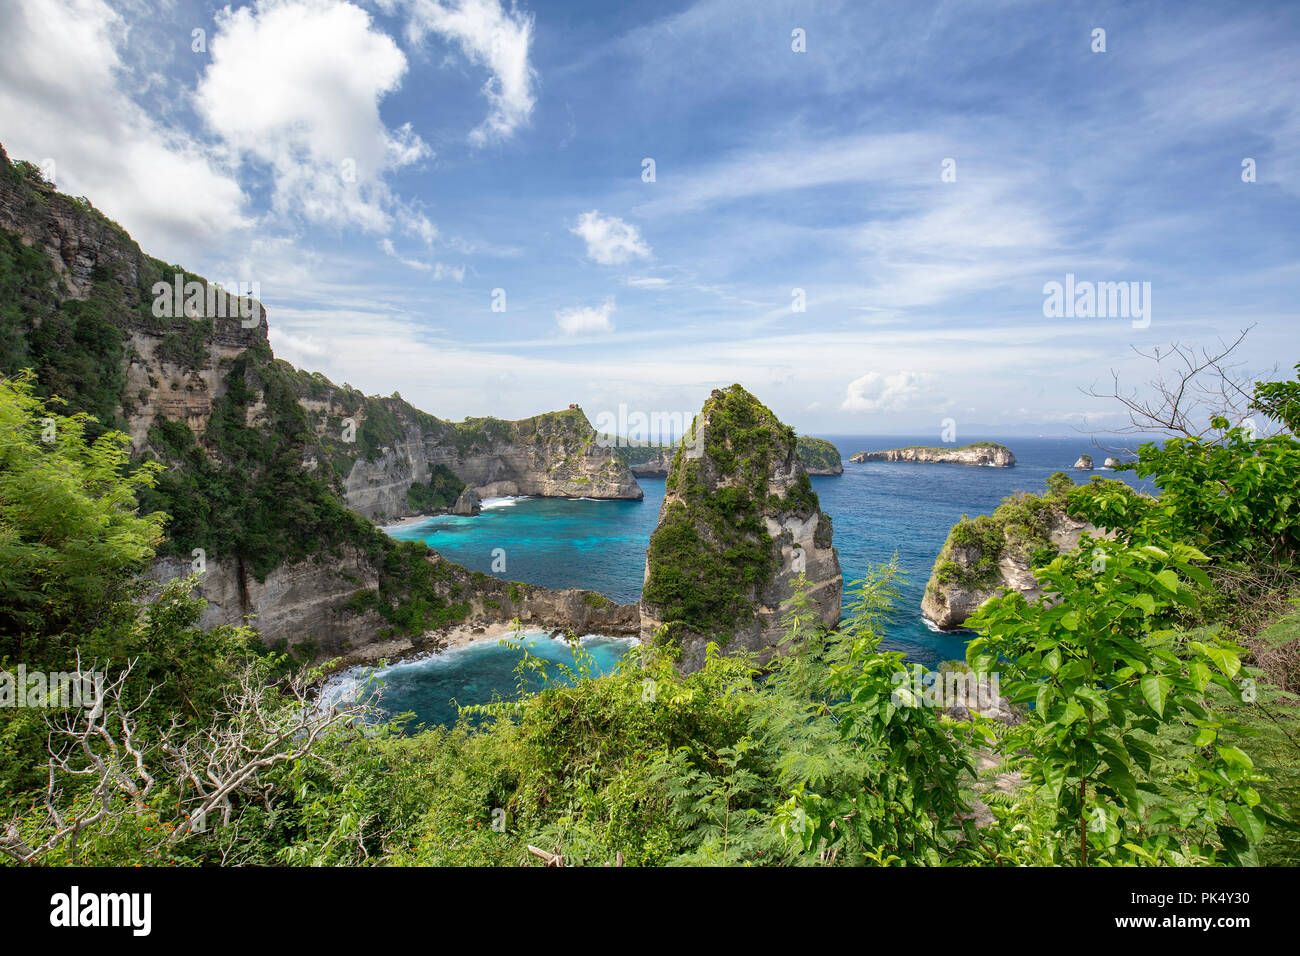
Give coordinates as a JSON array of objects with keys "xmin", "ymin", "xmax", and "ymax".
[
  {"xmin": 147, "ymin": 548, "xmax": 640, "ymax": 659},
  {"xmin": 921, "ymin": 474, "xmax": 1103, "ymax": 629},
  {"xmin": 640, "ymin": 385, "xmax": 842, "ymax": 672},
  {"xmin": 294, "ymin": 384, "xmax": 643, "ymax": 523},
  {"xmin": 451, "ymin": 487, "xmax": 481, "ymax": 515},
  {"xmin": 1073, "ymin": 454, "xmax": 1094, "ymax": 470},
  {"xmin": 795, "ymin": 435, "xmax": 843, "ymax": 475},
  {"xmin": 1102, "ymin": 457, "xmax": 1122, "ymax": 470},
  {"xmin": 850, "ymin": 442, "xmax": 1016, "ymax": 467},
  {"xmin": 626, "ymin": 447, "xmax": 675, "ymax": 477}
]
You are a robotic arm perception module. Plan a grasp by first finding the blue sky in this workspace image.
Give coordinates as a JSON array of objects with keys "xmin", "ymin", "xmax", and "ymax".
[{"xmin": 1, "ymin": 0, "xmax": 1297, "ymax": 437}]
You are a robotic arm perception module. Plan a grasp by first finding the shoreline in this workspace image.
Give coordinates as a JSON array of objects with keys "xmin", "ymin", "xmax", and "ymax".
[{"xmin": 320, "ymin": 619, "xmax": 640, "ymax": 679}]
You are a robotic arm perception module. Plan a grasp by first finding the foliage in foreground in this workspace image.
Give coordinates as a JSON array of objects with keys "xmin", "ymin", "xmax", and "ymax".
[{"xmin": 2, "ymin": 367, "xmax": 1300, "ymax": 866}]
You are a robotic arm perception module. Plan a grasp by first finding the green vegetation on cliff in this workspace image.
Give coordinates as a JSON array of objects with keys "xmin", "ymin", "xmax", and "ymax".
[
  {"xmin": 643, "ymin": 385, "xmax": 824, "ymax": 645},
  {"xmin": 929, "ymin": 471, "xmax": 1084, "ymax": 591},
  {"xmin": 795, "ymin": 435, "xmax": 842, "ymax": 471},
  {"xmin": 408, "ymin": 466, "xmax": 467, "ymax": 513}
]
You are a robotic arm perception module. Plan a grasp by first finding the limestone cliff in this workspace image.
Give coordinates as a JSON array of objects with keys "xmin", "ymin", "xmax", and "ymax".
[
  {"xmin": 640, "ymin": 386, "xmax": 842, "ymax": 672},
  {"xmin": 294, "ymin": 382, "xmax": 643, "ymax": 522},
  {"xmin": 851, "ymin": 442, "xmax": 1016, "ymax": 467},
  {"xmin": 1073, "ymin": 454, "xmax": 1094, "ymax": 470},
  {"xmin": 921, "ymin": 474, "xmax": 1102, "ymax": 629},
  {"xmin": 146, "ymin": 547, "xmax": 638, "ymax": 660},
  {"xmin": 626, "ymin": 447, "xmax": 674, "ymax": 477},
  {"xmin": 0, "ymin": 144, "xmax": 635, "ymax": 658}
]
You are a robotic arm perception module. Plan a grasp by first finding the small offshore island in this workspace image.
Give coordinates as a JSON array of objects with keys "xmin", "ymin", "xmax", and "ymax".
[{"xmin": 850, "ymin": 441, "xmax": 1016, "ymax": 467}]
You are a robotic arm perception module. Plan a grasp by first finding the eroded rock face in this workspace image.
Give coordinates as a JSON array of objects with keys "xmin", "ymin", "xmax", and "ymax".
[
  {"xmin": 145, "ymin": 548, "xmax": 640, "ymax": 658},
  {"xmin": 1073, "ymin": 454, "xmax": 1094, "ymax": 470},
  {"xmin": 640, "ymin": 386, "xmax": 842, "ymax": 673},
  {"xmin": 629, "ymin": 448, "xmax": 674, "ymax": 477},
  {"xmin": 850, "ymin": 442, "xmax": 1016, "ymax": 467},
  {"xmin": 145, "ymin": 546, "xmax": 386, "ymax": 656},
  {"xmin": 298, "ymin": 396, "xmax": 644, "ymax": 523},
  {"xmin": 452, "ymin": 488, "xmax": 481, "ymax": 515},
  {"xmin": 921, "ymin": 479, "xmax": 1108, "ymax": 630}
]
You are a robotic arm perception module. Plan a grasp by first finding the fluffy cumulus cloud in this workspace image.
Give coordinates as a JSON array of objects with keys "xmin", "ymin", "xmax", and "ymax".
[
  {"xmin": 840, "ymin": 370, "xmax": 924, "ymax": 412},
  {"xmin": 195, "ymin": 0, "xmax": 430, "ymax": 235},
  {"xmin": 571, "ymin": 211, "xmax": 652, "ymax": 265},
  {"xmin": 0, "ymin": 0, "xmax": 250, "ymax": 259},
  {"xmin": 402, "ymin": 0, "xmax": 537, "ymax": 145},
  {"xmin": 556, "ymin": 297, "xmax": 616, "ymax": 335}
]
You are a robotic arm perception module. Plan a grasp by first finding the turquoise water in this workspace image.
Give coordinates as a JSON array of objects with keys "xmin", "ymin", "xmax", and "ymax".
[
  {"xmin": 326, "ymin": 631, "xmax": 639, "ymax": 729},
  {"xmin": 356, "ymin": 436, "xmax": 1150, "ymax": 722}
]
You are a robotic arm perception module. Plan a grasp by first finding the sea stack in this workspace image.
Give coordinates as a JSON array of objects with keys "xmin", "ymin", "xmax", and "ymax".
[
  {"xmin": 1102, "ymin": 457, "xmax": 1122, "ymax": 470},
  {"xmin": 640, "ymin": 385, "xmax": 842, "ymax": 673},
  {"xmin": 451, "ymin": 487, "xmax": 482, "ymax": 515},
  {"xmin": 1073, "ymin": 454, "xmax": 1094, "ymax": 470},
  {"xmin": 921, "ymin": 474, "xmax": 1102, "ymax": 629}
]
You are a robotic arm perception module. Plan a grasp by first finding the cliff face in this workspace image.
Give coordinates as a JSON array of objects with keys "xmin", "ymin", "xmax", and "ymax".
[
  {"xmin": 628, "ymin": 447, "xmax": 674, "ymax": 477},
  {"xmin": 851, "ymin": 442, "xmax": 1015, "ymax": 467},
  {"xmin": 921, "ymin": 475, "xmax": 1102, "ymax": 629},
  {"xmin": 291, "ymin": 380, "xmax": 641, "ymax": 522},
  {"xmin": 0, "ymin": 146, "xmax": 635, "ymax": 658},
  {"xmin": 640, "ymin": 386, "xmax": 842, "ymax": 672},
  {"xmin": 146, "ymin": 548, "xmax": 638, "ymax": 659}
]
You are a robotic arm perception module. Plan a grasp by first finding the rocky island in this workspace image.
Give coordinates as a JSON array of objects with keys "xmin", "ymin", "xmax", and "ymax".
[
  {"xmin": 850, "ymin": 441, "xmax": 1016, "ymax": 467},
  {"xmin": 921, "ymin": 473, "xmax": 1110, "ymax": 629},
  {"xmin": 640, "ymin": 385, "xmax": 842, "ymax": 672},
  {"xmin": 1073, "ymin": 454, "xmax": 1094, "ymax": 470},
  {"xmin": 795, "ymin": 435, "xmax": 844, "ymax": 475}
]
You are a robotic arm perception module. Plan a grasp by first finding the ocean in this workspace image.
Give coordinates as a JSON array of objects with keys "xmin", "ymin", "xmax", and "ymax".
[{"xmin": 344, "ymin": 436, "xmax": 1152, "ymax": 725}]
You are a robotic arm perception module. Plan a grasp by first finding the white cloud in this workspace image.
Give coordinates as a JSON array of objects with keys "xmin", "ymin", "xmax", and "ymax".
[
  {"xmin": 403, "ymin": 0, "xmax": 537, "ymax": 145},
  {"xmin": 380, "ymin": 239, "xmax": 465, "ymax": 279},
  {"xmin": 195, "ymin": 0, "xmax": 430, "ymax": 233},
  {"xmin": 0, "ymin": 0, "xmax": 250, "ymax": 260},
  {"xmin": 380, "ymin": 238, "xmax": 431, "ymax": 271},
  {"xmin": 571, "ymin": 210, "xmax": 651, "ymax": 265},
  {"xmin": 625, "ymin": 276, "xmax": 670, "ymax": 288},
  {"xmin": 840, "ymin": 370, "xmax": 924, "ymax": 412},
  {"xmin": 556, "ymin": 297, "xmax": 616, "ymax": 335}
]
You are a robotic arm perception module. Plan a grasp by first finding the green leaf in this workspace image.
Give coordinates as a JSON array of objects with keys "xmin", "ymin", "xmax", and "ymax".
[
  {"xmin": 1140, "ymin": 673, "xmax": 1170, "ymax": 717},
  {"xmin": 1130, "ymin": 593, "xmax": 1156, "ymax": 616}
]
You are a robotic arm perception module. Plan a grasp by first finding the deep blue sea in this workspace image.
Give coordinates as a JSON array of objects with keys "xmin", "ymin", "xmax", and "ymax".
[{"xmin": 344, "ymin": 436, "xmax": 1151, "ymax": 723}]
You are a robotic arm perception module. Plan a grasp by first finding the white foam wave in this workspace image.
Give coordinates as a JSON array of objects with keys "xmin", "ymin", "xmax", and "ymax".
[{"xmin": 480, "ymin": 496, "xmax": 528, "ymax": 510}]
